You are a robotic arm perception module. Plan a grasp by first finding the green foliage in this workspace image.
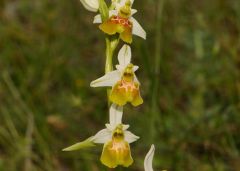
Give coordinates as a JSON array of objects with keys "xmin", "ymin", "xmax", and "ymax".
[{"xmin": 0, "ymin": 0, "xmax": 239, "ymax": 171}]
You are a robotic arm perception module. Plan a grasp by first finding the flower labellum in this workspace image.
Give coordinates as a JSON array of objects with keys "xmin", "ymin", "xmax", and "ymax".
[
  {"xmin": 110, "ymin": 63, "xmax": 142, "ymax": 106},
  {"xmin": 80, "ymin": 0, "xmax": 99, "ymax": 12}
]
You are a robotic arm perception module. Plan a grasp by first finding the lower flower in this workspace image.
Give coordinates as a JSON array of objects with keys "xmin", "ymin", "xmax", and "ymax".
[
  {"xmin": 62, "ymin": 104, "xmax": 139, "ymax": 168},
  {"xmin": 100, "ymin": 125, "xmax": 133, "ymax": 168}
]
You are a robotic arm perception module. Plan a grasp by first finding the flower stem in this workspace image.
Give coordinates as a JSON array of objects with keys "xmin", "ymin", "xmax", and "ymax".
[
  {"xmin": 105, "ymin": 38, "xmax": 114, "ymax": 73},
  {"xmin": 105, "ymin": 35, "xmax": 119, "ymax": 104}
]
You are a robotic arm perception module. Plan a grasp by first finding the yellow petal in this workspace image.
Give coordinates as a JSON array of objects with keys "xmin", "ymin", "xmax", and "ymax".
[
  {"xmin": 99, "ymin": 16, "xmax": 125, "ymax": 35},
  {"xmin": 100, "ymin": 140, "xmax": 133, "ymax": 168},
  {"xmin": 120, "ymin": 26, "xmax": 132, "ymax": 44},
  {"xmin": 99, "ymin": 21, "xmax": 118, "ymax": 35},
  {"xmin": 110, "ymin": 81, "xmax": 128, "ymax": 106},
  {"xmin": 110, "ymin": 81, "xmax": 143, "ymax": 106},
  {"xmin": 131, "ymin": 83, "xmax": 143, "ymax": 106}
]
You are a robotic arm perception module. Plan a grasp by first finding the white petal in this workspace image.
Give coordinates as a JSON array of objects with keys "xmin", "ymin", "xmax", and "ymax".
[
  {"xmin": 122, "ymin": 124, "xmax": 130, "ymax": 130},
  {"xmin": 106, "ymin": 123, "xmax": 129, "ymax": 131},
  {"xmin": 116, "ymin": 64, "xmax": 138, "ymax": 74},
  {"xmin": 144, "ymin": 145, "xmax": 155, "ymax": 171},
  {"xmin": 116, "ymin": 0, "xmax": 134, "ymax": 10},
  {"xmin": 118, "ymin": 44, "xmax": 132, "ymax": 68},
  {"xmin": 90, "ymin": 70, "xmax": 120, "ymax": 87},
  {"xmin": 116, "ymin": 64, "xmax": 125, "ymax": 72},
  {"xmin": 93, "ymin": 10, "xmax": 118, "ymax": 23},
  {"xmin": 133, "ymin": 65, "xmax": 139, "ymax": 72},
  {"xmin": 93, "ymin": 14, "xmax": 101, "ymax": 23},
  {"xmin": 90, "ymin": 129, "xmax": 112, "ymax": 144},
  {"xmin": 109, "ymin": 104, "xmax": 123, "ymax": 127},
  {"xmin": 131, "ymin": 9, "xmax": 137, "ymax": 15},
  {"xmin": 124, "ymin": 130, "xmax": 139, "ymax": 143},
  {"xmin": 109, "ymin": 10, "xmax": 118, "ymax": 16},
  {"xmin": 105, "ymin": 123, "xmax": 114, "ymax": 131},
  {"xmin": 80, "ymin": 0, "xmax": 99, "ymax": 12},
  {"xmin": 134, "ymin": 74, "xmax": 140, "ymax": 84},
  {"xmin": 131, "ymin": 17, "xmax": 146, "ymax": 39}
]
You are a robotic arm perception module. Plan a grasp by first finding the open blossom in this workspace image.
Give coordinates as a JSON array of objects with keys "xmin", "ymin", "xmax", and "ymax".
[
  {"xmin": 90, "ymin": 104, "xmax": 139, "ymax": 168},
  {"xmin": 63, "ymin": 104, "xmax": 139, "ymax": 168},
  {"xmin": 94, "ymin": 0, "xmax": 146, "ymax": 43},
  {"xmin": 144, "ymin": 145, "xmax": 155, "ymax": 171},
  {"xmin": 91, "ymin": 44, "xmax": 143, "ymax": 106}
]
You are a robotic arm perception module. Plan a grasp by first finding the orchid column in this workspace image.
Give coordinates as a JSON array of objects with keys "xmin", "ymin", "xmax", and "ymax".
[{"xmin": 63, "ymin": 0, "xmax": 151, "ymax": 169}]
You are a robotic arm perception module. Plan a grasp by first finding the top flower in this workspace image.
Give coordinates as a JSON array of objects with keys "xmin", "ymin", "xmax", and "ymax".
[
  {"xmin": 94, "ymin": 0, "xmax": 146, "ymax": 43},
  {"xmin": 91, "ymin": 44, "xmax": 143, "ymax": 106}
]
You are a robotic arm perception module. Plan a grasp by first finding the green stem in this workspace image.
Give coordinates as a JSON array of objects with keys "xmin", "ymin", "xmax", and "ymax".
[
  {"xmin": 105, "ymin": 38, "xmax": 114, "ymax": 73},
  {"xmin": 105, "ymin": 36, "xmax": 119, "ymax": 104}
]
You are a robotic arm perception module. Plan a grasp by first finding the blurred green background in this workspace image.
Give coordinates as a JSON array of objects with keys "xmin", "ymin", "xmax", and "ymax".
[{"xmin": 0, "ymin": 0, "xmax": 240, "ymax": 170}]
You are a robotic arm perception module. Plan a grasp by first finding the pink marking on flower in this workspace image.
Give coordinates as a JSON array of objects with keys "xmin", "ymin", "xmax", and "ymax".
[
  {"xmin": 110, "ymin": 140, "xmax": 127, "ymax": 153},
  {"xmin": 110, "ymin": 15, "xmax": 132, "ymax": 27},
  {"xmin": 118, "ymin": 80, "xmax": 137, "ymax": 92}
]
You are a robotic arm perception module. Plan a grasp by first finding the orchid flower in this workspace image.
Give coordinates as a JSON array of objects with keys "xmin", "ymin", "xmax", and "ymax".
[
  {"xmin": 63, "ymin": 104, "xmax": 139, "ymax": 168},
  {"xmin": 144, "ymin": 145, "xmax": 155, "ymax": 171},
  {"xmin": 79, "ymin": 0, "xmax": 99, "ymax": 12},
  {"xmin": 94, "ymin": 0, "xmax": 146, "ymax": 44},
  {"xmin": 91, "ymin": 44, "xmax": 143, "ymax": 106}
]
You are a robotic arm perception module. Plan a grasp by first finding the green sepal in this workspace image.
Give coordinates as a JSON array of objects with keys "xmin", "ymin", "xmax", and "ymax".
[
  {"xmin": 98, "ymin": 0, "xmax": 109, "ymax": 22},
  {"xmin": 62, "ymin": 137, "xmax": 95, "ymax": 151}
]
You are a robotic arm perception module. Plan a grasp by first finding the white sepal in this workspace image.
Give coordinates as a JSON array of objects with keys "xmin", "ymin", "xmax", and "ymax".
[
  {"xmin": 109, "ymin": 104, "xmax": 123, "ymax": 127},
  {"xmin": 124, "ymin": 130, "xmax": 140, "ymax": 143},
  {"xmin": 80, "ymin": 0, "xmax": 99, "ymax": 12},
  {"xmin": 90, "ymin": 70, "xmax": 120, "ymax": 87},
  {"xmin": 90, "ymin": 128, "xmax": 112, "ymax": 144},
  {"xmin": 131, "ymin": 17, "xmax": 147, "ymax": 39},
  {"xmin": 118, "ymin": 45, "xmax": 132, "ymax": 68},
  {"xmin": 144, "ymin": 144, "xmax": 155, "ymax": 171}
]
